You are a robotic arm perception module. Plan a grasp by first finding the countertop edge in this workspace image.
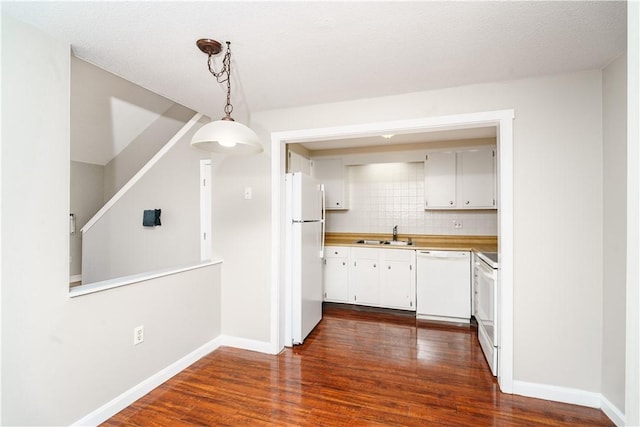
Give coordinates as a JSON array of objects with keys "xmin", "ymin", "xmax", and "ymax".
[{"xmin": 325, "ymin": 232, "xmax": 498, "ymax": 253}]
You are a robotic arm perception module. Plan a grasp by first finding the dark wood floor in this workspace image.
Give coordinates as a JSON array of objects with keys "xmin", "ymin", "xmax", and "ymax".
[{"xmin": 102, "ymin": 304, "xmax": 613, "ymax": 426}]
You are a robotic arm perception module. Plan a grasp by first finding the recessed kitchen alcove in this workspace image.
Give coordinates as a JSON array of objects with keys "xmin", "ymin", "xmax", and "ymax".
[{"xmin": 270, "ymin": 109, "xmax": 515, "ymax": 392}]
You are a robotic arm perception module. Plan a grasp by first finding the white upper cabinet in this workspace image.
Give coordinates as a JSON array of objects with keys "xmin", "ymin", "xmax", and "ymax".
[
  {"xmin": 459, "ymin": 148, "xmax": 496, "ymax": 208},
  {"xmin": 287, "ymin": 149, "xmax": 311, "ymax": 174},
  {"xmin": 424, "ymin": 147, "xmax": 496, "ymax": 210},
  {"xmin": 424, "ymin": 151, "xmax": 457, "ymax": 208},
  {"xmin": 311, "ymin": 158, "xmax": 349, "ymax": 210}
]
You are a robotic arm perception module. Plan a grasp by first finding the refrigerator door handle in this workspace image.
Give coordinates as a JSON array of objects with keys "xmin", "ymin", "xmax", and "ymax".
[{"xmin": 320, "ymin": 184, "xmax": 325, "ymax": 257}]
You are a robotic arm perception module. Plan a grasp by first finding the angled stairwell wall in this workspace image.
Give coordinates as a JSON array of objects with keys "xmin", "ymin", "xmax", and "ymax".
[
  {"xmin": 103, "ymin": 103, "xmax": 197, "ymax": 201},
  {"xmin": 81, "ymin": 114, "xmax": 211, "ymax": 284}
]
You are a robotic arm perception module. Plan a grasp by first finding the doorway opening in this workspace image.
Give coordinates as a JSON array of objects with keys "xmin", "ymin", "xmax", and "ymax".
[{"xmin": 269, "ymin": 109, "xmax": 514, "ymax": 393}]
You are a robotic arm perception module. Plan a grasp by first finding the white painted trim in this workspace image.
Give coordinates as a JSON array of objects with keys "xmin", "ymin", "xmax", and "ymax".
[
  {"xmin": 626, "ymin": 2, "xmax": 640, "ymax": 425},
  {"xmin": 601, "ymin": 395, "xmax": 626, "ymax": 427},
  {"xmin": 69, "ymin": 260, "xmax": 221, "ymax": 298},
  {"xmin": 71, "ymin": 336, "xmax": 223, "ymax": 427},
  {"xmin": 513, "ymin": 380, "xmax": 601, "ymax": 408},
  {"xmin": 269, "ymin": 109, "xmax": 515, "ymax": 392},
  {"xmin": 513, "ymin": 380, "xmax": 625, "ymax": 426},
  {"xmin": 219, "ymin": 335, "xmax": 278, "ymax": 354},
  {"xmin": 69, "ymin": 274, "xmax": 82, "ymax": 283},
  {"xmin": 81, "ymin": 113, "xmax": 204, "ymax": 233},
  {"xmin": 200, "ymin": 159, "xmax": 212, "ymax": 261},
  {"xmin": 270, "ymin": 132, "xmax": 284, "ymax": 355},
  {"xmin": 496, "ymin": 115, "xmax": 514, "ymax": 393}
]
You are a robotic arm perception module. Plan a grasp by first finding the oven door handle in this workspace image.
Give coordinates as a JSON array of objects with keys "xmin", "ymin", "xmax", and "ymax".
[{"xmin": 475, "ymin": 263, "xmax": 496, "ymax": 280}]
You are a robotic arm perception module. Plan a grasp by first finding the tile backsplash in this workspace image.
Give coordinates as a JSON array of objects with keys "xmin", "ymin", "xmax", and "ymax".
[{"xmin": 325, "ymin": 162, "xmax": 497, "ymax": 236}]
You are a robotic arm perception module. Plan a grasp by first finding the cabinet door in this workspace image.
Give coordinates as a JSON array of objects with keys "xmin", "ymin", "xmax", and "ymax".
[
  {"xmin": 288, "ymin": 150, "xmax": 311, "ymax": 174},
  {"xmin": 349, "ymin": 257, "xmax": 380, "ymax": 305},
  {"xmin": 324, "ymin": 257, "xmax": 349, "ymax": 302},
  {"xmin": 425, "ymin": 152, "xmax": 456, "ymax": 208},
  {"xmin": 381, "ymin": 260, "xmax": 415, "ymax": 310},
  {"xmin": 311, "ymin": 158, "xmax": 348, "ymax": 210},
  {"xmin": 459, "ymin": 148, "xmax": 495, "ymax": 208}
]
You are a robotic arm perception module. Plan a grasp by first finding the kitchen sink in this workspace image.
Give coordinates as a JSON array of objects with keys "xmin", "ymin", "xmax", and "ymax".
[
  {"xmin": 354, "ymin": 239, "xmax": 413, "ymax": 246},
  {"xmin": 385, "ymin": 240, "xmax": 413, "ymax": 246},
  {"xmin": 355, "ymin": 240, "xmax": 386, "ymax": 245}
]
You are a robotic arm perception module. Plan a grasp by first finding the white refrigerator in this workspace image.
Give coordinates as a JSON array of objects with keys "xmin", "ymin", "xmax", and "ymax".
[{"xmin": 285, "ymin": 172, "xmax": 325, "ymax": 346}]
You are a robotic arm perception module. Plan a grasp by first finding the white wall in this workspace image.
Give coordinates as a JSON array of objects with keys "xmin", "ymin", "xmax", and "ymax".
[
  {"xmin": 1, "ymin": 14, "xmax": 222, "ymax": 425},
  {"xmin": 82, "ymin": 117, "xmax": 209, "ymax": 284},
  {"xmin": 211, "ymin": 153, "xmax": 272, "ymax": 343},
  {"xmin": 251, "ymin": 70, "xmax": 605, "ymax": 393},
  {"xmin": 70, "ymin": 161, "xmax": 105, "ymax": 278},
  {"xmin": 602, "ymin": 53, "xmax": 627, "ymax": 415}
]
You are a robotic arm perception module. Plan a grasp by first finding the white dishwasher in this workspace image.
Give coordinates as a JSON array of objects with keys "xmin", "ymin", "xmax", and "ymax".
[{"xmin": 416, "ymin": 250, "xmax": 471, "ymax": 323}]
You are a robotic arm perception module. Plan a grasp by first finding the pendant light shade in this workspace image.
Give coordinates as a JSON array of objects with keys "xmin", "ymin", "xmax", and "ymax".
[
  {"xmin": 191, "ymin": 118, "xmax": 262, "ymax": 154},
  {"xmin": 191, "ymin": 38, "xmax": 263, "ymax": 155}
]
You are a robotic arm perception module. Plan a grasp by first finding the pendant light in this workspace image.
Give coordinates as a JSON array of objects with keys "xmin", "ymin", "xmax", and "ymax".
[{"xmin": 191, "ymin": 39, "xmax": 263, "ymax": 154}]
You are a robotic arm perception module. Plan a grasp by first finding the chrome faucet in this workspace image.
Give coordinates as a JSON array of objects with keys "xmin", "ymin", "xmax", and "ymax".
[{"xmin": 393, "ymin": 225, "xmax": 398, "ymax": 241}]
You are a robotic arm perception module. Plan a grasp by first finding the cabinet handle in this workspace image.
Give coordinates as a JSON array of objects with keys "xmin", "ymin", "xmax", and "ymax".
[
  {"xmin": 342, "ymin": 262, "xmax": 346, "ymax": 266},
  {"xmin": 449, "ymin": 201, "xmax": 454, "ymax": 205},
  {"xmin": 334, "ymin": 251, "xmax": 338, "ymax": 255},
  {"xmin": 373, "ymin": 264, "xmax": 376, "ymax": 268},
  {"xmin": 465, "ymin": 200, "xmax": 470, "ymax": 205},
  {"xmin": 388, "ymin": 265, "xmax": 391, "ymax": 270}
]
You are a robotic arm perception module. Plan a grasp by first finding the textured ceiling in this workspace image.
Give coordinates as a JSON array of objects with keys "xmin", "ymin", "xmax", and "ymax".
[{"xmin": 3, "ymin": 1, "xmax": 626, "ymax": 124}]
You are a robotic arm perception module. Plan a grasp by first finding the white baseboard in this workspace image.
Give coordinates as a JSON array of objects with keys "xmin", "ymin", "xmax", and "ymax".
[
  {"xmin": 71, "ymin": 337, "xmax": 223, "ymax": 427},
  {"xmin": 513, "ymin": 380, "xmax": 601, "ymax": 408},
  {"xmin": 513, "ymin": 380, "xmax": 625, "ymax": 426},
  {"xmin": 600, "ymin": 395, "xmax": 626, "ymax": 426},
  {"xmin": 219, "ymin": 335, "xmax": 277, "ymax": 354}
]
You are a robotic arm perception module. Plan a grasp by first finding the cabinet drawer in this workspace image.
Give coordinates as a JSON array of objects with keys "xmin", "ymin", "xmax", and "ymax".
[
  {"xmin": 350, "ymin": 247, "xmax": 380, "ymax": 259},
  {"xmin": 324, "ymin": 246, "xmax": 348, "ymax": 258},
  {"xmin": 382, "ymin": 248, "xmax": 415, "ymax": 262}
]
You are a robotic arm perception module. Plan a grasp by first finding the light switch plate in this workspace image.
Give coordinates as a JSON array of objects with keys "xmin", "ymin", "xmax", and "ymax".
[
  {"xmin": 244, "ymin": 187, "xmax": 252, "ymax": 199},
  {"xmin": 133, "ymin": 325, "xmax": 144, "ymax": 345}
]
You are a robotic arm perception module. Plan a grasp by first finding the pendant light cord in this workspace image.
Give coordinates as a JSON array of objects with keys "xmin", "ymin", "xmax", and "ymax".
[{"xmin": 206, "ymin": 41, "xmax": 234, "ymax": 120}]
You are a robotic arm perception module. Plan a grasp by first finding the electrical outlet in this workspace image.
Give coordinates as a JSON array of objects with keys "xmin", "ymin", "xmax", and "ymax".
[
  {"xmin": 133, "ymin": 325, "xmax": 144, "ymax": 345},
  {"xmin": 244, "ymin": 186, "xmax": 252, "ymax": 199},
  {"xmin": 453, "ymin": 219, "xmax": 463, "ymax": 229}
]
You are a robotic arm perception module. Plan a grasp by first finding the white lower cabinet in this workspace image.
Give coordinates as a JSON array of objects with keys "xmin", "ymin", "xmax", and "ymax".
[
  {"xmin": 323, "ymin": 246, "xmax": 349, "ymax": 302},
  {"xmin": 324, "ymin": 246, "xmax": 416, "ymax": 311},
  {"xmin": 380, "ymin": 249, "xmax": 416, "ymax": 310},
  {"xmin": 349, "ymin": 247, "xmax": 381, "ymax": 305}
]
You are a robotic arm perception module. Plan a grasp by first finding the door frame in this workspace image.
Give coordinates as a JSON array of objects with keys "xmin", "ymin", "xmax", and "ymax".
[
  {"xmin": 200, "ymin": 159, "xmax": 212, "ymax": 261},
  {"xmin": 269, "ymin": 109, "xmax": 515, "ymax": 393}
]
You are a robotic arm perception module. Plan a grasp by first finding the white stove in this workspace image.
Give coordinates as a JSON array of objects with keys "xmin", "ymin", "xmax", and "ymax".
[
  {"xmin": 476, "ymin": 251, "xmax": 498, "ymax": 269},
  {"xmin": 474, "ymin": 251, "xmax": 499, "ymax": 376}
]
